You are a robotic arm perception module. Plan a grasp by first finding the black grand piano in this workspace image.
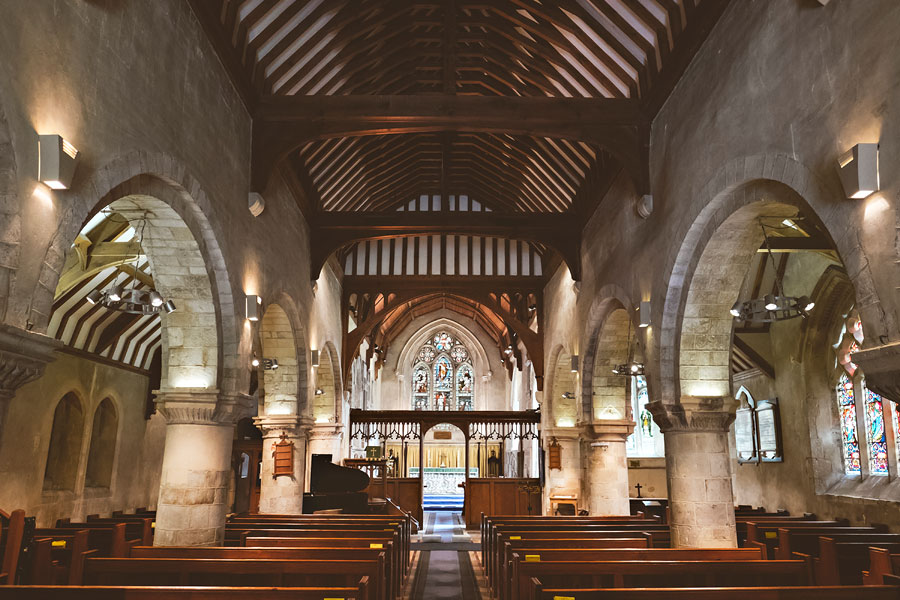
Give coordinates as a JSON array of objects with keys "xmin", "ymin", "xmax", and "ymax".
[{"xmin": 303, "ymin": 454, "xmax": 371, "ymax": 514}]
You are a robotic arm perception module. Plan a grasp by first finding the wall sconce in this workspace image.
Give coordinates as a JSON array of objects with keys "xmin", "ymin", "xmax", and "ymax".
[
  {"xmin": 639, "ymin": 301, "xmax": 651, "ymax": 328},
  {"xmin": 262, "ymin": 358, "xmax": 278, "ymax": 371},
  {"xmin": 310, "ymin": 349, "xmax": 319, "ymax": 367},
  {"xmin": 570, "ymin": 354, "xmax": 579, "ymax": 373},
  {"xmin": 838, "ymin": 143, "xmax": 879, "ymax": 199},
  {"xmin": 315, "ymin": 388, "xmax": 324, "ymax": 396},
  {"xmin": 38, "ymin": 134, "xmax": 80, "ymax": 189},
  {"xmin": 245, "ymin": 294, "xmax": 261, "ymax": 321}
]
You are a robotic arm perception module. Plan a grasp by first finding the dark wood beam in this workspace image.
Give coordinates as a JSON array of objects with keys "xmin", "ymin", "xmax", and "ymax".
[
  {"xmin": 186, "ymin": 0, "xmax": 257, "ymax": 112},
  {"xmin": 733, "ymin": 335, "xmax": 775, "ymax": 380},
  {"xmin": 757, "ymin": 236, "xmax": 836, "ymax": 253},
  {"xmin": 641, "ymin": 0, "xmax": 732, "ymax": 117},
  {"xmin": 252, "ymin": 95, "xmax": 649, "ymax": 195}
]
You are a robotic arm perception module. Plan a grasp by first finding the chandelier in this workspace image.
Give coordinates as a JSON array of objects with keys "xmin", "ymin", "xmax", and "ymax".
[
  {"xmin": 730, "ymin": 221, "xmax": 814, "ymax": 323},
  {"xmin": 612, "ymin": 310, "xmax": 644, "ymax": 376},
  {"xmin": 85, "ymin": 213, "xmax": 176, "ymax": 315}
]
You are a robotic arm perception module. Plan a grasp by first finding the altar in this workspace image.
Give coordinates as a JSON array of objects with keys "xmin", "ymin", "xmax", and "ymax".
[{"xmin": 410, "ymin": 466, "xmax": 479, "ymax": 495}]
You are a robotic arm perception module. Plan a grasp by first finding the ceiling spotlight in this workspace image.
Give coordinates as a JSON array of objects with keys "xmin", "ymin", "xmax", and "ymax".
[
  {"xmin": 315, "ymin": 388, "xmax": 324, "ymax": 396},
  {"xmin": 251, "ymin": 355, "xmax": 260, "ymax": 368},
  {"xmin": 764, "ymin": 294, "xmax": 778, "ymax": 311},
  {"xmin": 528, "ymin": 304, "xmax": 537, "ymax": 312},
  {"xmin": 86, "ymin": 289, "xmax": 103, "ymax": 305},
  {"xmin": 561, "ymin": 392, "xmax": 575, "ymax": 399},
  {"xmin": 163, "ymin": 300, "xmax": 176, "ymax": 314},
  {"xmin": 149, "ymin": 290, "xmax": 163, "ymax": 307},
  {"xmin": 504, "ymin": 346, "xmax": 513, "ymax": 355},
  {"xmin": 800, "ymin": 296, "xmax": 815, "ymax": 312},
  {"xmin": 107, "ymin": 284, "xmax": 123, "ymax": 302},
  {"xmin": 730, "ymin": 301, "xmax": 743, "ymax": 318},
  {"xmin": 262, "ymin": 358, "xmax": 278, "ymax": 370}
]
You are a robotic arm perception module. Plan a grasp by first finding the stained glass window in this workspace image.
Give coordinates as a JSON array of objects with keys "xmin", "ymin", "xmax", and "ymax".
[
  {"xmin": 836, "ymin": 373, "xmax": 861, "ymax": 474},
  {"xmin": 626, "ymin": 375, "xmax": 663, "ymax": 457},
  {"xmin": 411, "ymin": 331, "xmax": 474, "ymax": 410},
  {"xmin": 863, "ymin": 382, "xmax": 888, "ymax": 475}
]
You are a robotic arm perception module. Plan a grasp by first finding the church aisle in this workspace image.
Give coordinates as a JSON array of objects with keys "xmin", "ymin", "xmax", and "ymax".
[{"xmin": 408, "ymin": 510, "xmax": 482, "ymax": 600}]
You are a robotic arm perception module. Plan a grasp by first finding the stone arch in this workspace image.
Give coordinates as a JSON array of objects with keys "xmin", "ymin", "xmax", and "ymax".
[
  {"xmin": 0, "ymin": 98, "xmax": 17, "ymax": 323},
  {"xmin": 580, "ymin": 286, "xmax": 643, "ymax": 422},
  {"xmin": 260, "ymin": 302, "xmax": 300, "ymax": 417},
  {"xmin": 84, "ymin": 397, "xmax": 118, "ymax": 489},
  {"xmin": 323, "ymin": 341, "xmax": 343, "ymax": 422},
  {"xmin": 43, "ymin": 391, "xmax": 85, "ymax": 491},
  {"xmin": 657, "ymin": 155, "xmax": 880, "ymax": 403},
  {"xmin": 27, "ymin": 152, "xmax": 239, "ymax": 393},
  {"xmin": 313, "ymin": 344, "xmax": 338, "ymax": 423}
]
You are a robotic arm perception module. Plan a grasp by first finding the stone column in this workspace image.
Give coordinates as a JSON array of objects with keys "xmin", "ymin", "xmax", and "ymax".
[
  {"xmin": 254, "ymin": 414, "xmax": 312, "ymax": 514},
  {"xmin": 0, "ymin": 325, "xmax": 61, "ymax": 451},
  {"xmin": 154, "ymin": 389, "xmax": 252, "ymax": 546},
  {"xmin": 648, "ymin": 396, "xmax": 737, "ymax": 548},
  {"xmin": 585, "ymin": 420, "xmax": 632, "ymax": 515}
]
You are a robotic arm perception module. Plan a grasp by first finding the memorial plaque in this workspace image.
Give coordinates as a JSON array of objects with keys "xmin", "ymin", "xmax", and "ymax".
[
  {"xmin": 735, "ymin": 407, "xmax": 756, "ymax": 463},
  {"xmin": 756, "ymin": 400, "xmax": 782, "ymax": 461}
]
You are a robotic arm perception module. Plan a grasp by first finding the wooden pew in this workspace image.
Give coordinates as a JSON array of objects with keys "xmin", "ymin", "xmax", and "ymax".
[
  {"xmin": 52, "ymin": 522, "xmax": 134, "ymax": 557},
  {"xmin": 527, "ymin": 584, "xmax": 900, "ymax": 600},
  {"xmin": 130, "ymin": 546, "xmax": 393, "ymax": 600},
  {"xmin": 773, "ymin": 526, "xmax": 886, "ymax": 560},
  {"xmin": 501, "ymin": 547, "xmax": 765, "ymax": 600},
  {"xmin": 741, "ymin": 520, "xmax": 870, "ymax": 558},
  {"xmin": 732, "ymin": 515, "xmax": 817, "ymax": 547},
  {"xmin": 0, "ymin": 583, "xmax": 371, "ymax": 599},
  {"xmin": 511, "ymin": 559, "xmax": 812, "ymax": 599},
  {"xmin": 864, "ymin": 547, "xmax": 900, "ymax": 585},
  {"xmin": 86, "ymin": 516, "xmax": 154, "ymax": 545},
  {"xmin": 26, "ymin": 529, "xmax": 90, "ymax": 585},
  {"xmin": 81, "ymin": 557, "xmax": 382, "ymax": 600},
  {"xmin": 0, "ymin": 509, "xmax": 25, "ymax": 584},
  {"xmin": 814, "ymin": 535, "xmax": 900, "ymax": 585}
]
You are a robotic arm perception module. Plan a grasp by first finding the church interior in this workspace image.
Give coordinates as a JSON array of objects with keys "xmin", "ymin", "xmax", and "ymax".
[{"xmin": 1, "ymin": 0, "xmax": 899, "ymax": 598}]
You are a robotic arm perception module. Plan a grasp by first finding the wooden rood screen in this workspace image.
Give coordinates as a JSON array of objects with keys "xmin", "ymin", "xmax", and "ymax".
[{"xmin": 350, "ymin": 409, "xmax": 542, "ymax": 527}]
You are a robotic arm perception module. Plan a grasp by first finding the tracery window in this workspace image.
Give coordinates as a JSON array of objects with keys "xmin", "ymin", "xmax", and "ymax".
[
  {"xmin": 833, "ymin": 313, "xmax": 888, "ymax": 476},
  {"xmin": 411, "ymin": 331, "xmax": 475, "ymax": 410}
]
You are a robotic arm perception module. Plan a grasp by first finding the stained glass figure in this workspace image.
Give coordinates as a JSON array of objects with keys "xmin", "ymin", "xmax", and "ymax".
[
  {"xmin": 434, "ymin": 391, "xmax": 451, "ymax": 411},
  {"xmin": 433, "ymin": 332, "xmax": 453, "ymax": 352},
  {"xmin": 434, "ymin": 356, "xmax": 452, "ymax": 389},
  {"xmin": 418, "ymin": 345, "xmax": 436, "ymax": 363},
  {"xmin": 864, "ymin": 383, "xmax": 888, "ymax": 475},
  {"xmin": 836, "ymin": 373, "xmax": 861, "ymax": 474},
  {"xmin": 412, "ymin": 364, "xmax": 430, "ymax": 410},
  {"xmin": 456, "ymin": 364, "xmax": 473, "ymax": 394},
  {"xmin": 626, "ymin": 375, "xmax": 663, "ymax": 457}
]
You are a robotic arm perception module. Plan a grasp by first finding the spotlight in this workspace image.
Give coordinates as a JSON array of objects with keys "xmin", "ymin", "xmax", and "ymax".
[
  {"xmin": 639, "ymin": 301, "xmax": 651, "ymax": 328},
  {"xmin": 315, "ymin": 388, "xmax": 324, "ymax": 396},
  {"xmin": 251, "ymin": 355, "xmax": 260, "ymax": 368},
  {"xmin": 86, "ymin": 289, "xmax": 103, "ymax": 305},
  {"xmin": 163, "ymin": 300, "xmax": 177, "ymax": 314},
  {"xmin": 800, "ymin": 296, "xmax": 815, "ymax": 312},
  {"xmin": 504, "ymin": 346, "xmax": 513, "ymax": 355},
  {"xmin": 764, "ymin": 294, "xmax": 778, "ymax": 311},
  {"xmin": 107, "ymin": 284, "xmax": 123, "ymax": 302},
  {"xmin": 570, "ymin": 355, "xmax": 579, "ymax": 373},
  {"xmin": 149, "ymin": 290, "xmax": 164, "ymax": 307},
  {"xmin": 730, "ymin": 301, "xmax": 743, "ymax": 318},
  {"xmin": 245, "ymin": 294, "xmax": 261, "ymax": 321},
  {"xmin": 262, "ymin": 358, "xmax": 279, "ymax": 370},
  {"xmin": 630, "ymin": 363, "xmax": 640, "ymax": 374},
  {"xmin": 38, "ymin": 134, "xmax": 80, "ymax": 190},
  {"xmin": 838, "ymin": 143, "xmax": 879, "ymax": 199},
  {"xmin": 310, "ymin": 349, "xmax": 320, "ymax": 367}
]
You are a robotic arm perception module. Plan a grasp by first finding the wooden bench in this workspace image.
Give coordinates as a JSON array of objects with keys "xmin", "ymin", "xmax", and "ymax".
[
  {"xmin": 814, "ymin": 536, "xmax": 900, "ymax": 585},
  {"xmin": 511, "ymin": 559, "xmax": 812, "ymax": 599},
  {"xmin": 773, "ymin": 526, "xmax": 887, "ymax": 560},
  {"xmin": 732, "ymin": 515, "xmax": 817, "ymax": 546},
  {"xmin": 86, "ymin": 516, "xmax": 154, "ymax": 546},
  {"xmin": 741, "ymin": 521, "xmax": 872, "ymax": 558},
  {"xmin": 527, "ymin": 584, "xmax": 900, "ymax": 600},
  {"xmin": 81, "ymin": 557, "xmax": 382, "ymax": 600},
  {"xmin": 501, "ymin": 548, "xmax": 765, "ymax": 600},
  {"xmin": 26, "ymin": 529, "xmax": 91, "ymax": 585},
  {"xmin": 0, "ymin": 509, "xmax": 25, "ymax": 584},
  {"xmin": 0, "ymin": 583, "xmax": 370, "ymax": 599},
  {"xmin": 130, "ymin": 545, "xmax": 394, "ymax": 600},
  {"xmin": 52, "ymin": 523, "xmax": 135, "ymax": 557}
]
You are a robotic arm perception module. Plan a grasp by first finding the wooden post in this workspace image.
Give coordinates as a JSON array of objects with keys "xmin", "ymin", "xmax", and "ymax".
[{"xmin": 464, "ymin": 426, "xmax": 470, "ymax": 522}]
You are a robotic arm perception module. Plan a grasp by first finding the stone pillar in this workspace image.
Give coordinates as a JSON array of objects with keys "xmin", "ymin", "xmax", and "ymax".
[
  {"xmin": 0, "ymin": 325, "xmax": 61, "ymax": 451},
  {"xmin": 154, "ymin": 389, "xmax": 252, "ymax": 546},
  {"xmin": 648, "ymin": 397, "xmax": 737, "ymax": 548},
  {"xmin": 585, "ymin": 420, "xmax": 632, "ymax": 515},
  {"xmin": 254, "ymin": 414, "xmax": 312, "ymax": 514}
]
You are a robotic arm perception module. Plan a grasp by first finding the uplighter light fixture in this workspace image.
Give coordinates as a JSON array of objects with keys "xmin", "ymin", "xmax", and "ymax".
[
  {"xmin": 638, "ymin": 301, "xmax": 651, "ymax": 328},
  {"xmin": 310, "ymin": 349, "xmax": 319, "ymax": 368},
  {"xmin": 245, "ymin": 294, "xmax": 261, "ymax": 321},
  {"xmin": 38, "ymin": 134, "xmax": 80, "ymax": 190},
  {"xmin": 570, "ymin": 354, "xmax": 579, "ymax": 373},
  {"xmin": 838, "ymin": 143, "xmax": 880, "ymax": 199}
]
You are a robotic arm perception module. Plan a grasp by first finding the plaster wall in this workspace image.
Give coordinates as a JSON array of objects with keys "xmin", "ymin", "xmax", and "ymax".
[{"xmin": 0, "ymin": 352, "xmax": 165, "ymax": 526}]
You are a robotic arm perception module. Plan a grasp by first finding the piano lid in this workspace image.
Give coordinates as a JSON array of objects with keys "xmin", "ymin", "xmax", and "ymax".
[{"xmin": 309, "ymin": 454, "xmax": 370, "ymax": 494}]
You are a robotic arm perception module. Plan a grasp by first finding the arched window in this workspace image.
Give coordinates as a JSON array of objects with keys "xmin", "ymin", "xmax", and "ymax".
[
  {"xmin": 863, "ymin": 383, "xmax": 888, "ymax": 475},
  {"xmin": 835, "ymin": 373, "xmax": 860, "ymax": 474},
  {"xmin": 85, "ymin": 398, "xmax": 118, "ymax": 488},
  {"xmin": 411, "ymin": 331, "xmax": 475, "ymax": 410},
  {"xmin": 626, "ymin": 375, "xmax": 663, "ymax": 456},
  {"xmin": 44, "ymin": 392, "xmax": 85, "ymax": 491}
]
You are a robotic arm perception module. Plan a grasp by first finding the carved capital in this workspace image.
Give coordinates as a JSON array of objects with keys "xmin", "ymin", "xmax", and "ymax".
[
  {"xmin": 309, "ymin": 421, "xmax": 344, "ymax": 440},
  {"xmin": 154, "ymin": 388, "xmax": 254, "ymax": 425},
  {"xmin": 852, "ymin": 342, "xmax": 900, "ymax": 404},
  {"xmin": 0, "ymin": 324, "xmax": 62, "ymax": 399},
  {"xmin": 253, "ymin": 414, "xmax": 313, "ymax": 438},
  {"xmin": 586, "ymin": 418, "xmax": 634, "ymax": 441},
  {"xmin": 647, "ymin": 396, "xmax": 737, "ymax": 433}
]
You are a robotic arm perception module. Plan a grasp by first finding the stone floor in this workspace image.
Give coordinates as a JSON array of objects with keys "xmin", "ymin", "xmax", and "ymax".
[{"xmin": 405, "ymin": 510, "xmax": 486, "ymax": 600}]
